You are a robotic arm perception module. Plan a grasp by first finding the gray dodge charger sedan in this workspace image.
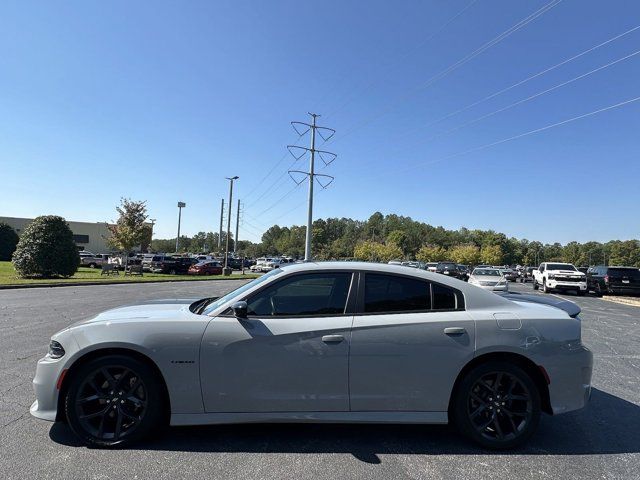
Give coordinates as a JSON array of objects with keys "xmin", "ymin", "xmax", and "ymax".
[{"xmin": 31, "ymin": 262, "xmax": 593, "ymax": 449}]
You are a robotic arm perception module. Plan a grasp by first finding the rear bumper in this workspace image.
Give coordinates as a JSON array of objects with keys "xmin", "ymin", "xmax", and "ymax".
[
  {"xmin": 545, "ymin": 345, "xmax": 593, "ymax": 415},
  {"xmin": 607, "ymin": 285, "xmax": 640, "ymax": 295}
]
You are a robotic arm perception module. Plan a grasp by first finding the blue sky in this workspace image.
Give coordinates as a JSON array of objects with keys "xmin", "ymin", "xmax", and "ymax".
[{"xmin": 1, "ymin": 0, "xmax": 638, "ymax": 244}]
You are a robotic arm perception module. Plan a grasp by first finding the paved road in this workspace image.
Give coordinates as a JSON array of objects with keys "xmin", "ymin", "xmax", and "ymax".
[{"xmin": 0, "ymin": 280, "xmax": 639, "ymax": 479}]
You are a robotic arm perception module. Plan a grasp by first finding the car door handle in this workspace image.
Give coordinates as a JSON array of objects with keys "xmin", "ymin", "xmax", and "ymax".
[
  {"xmin": 444, "ymin": 327, "xmax": 466, "ymax": 335},
  {"xmin": 322, "ymin": 334, "xmax": 345, "ymax": 343}
]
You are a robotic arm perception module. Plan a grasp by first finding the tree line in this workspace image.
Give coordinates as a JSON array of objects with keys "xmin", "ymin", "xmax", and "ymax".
[{"xmin": 151, "ymin": 211, "xmax": 640, "ymax": 267}]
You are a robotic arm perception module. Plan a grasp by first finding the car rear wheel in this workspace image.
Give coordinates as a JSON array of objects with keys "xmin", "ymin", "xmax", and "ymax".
[
  {"xmin": 64, "ymin": 355, "xmax": 166, "ymax": 447},
  {"xmin": 532, "ymin": 279, "xmax": 538, "ymax": 290},
  {"xmin": 452, "ymin": 362, "xmax": 541, "ymax": 449}
]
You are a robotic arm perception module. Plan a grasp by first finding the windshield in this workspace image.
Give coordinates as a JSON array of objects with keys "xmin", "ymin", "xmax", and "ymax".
[
  {"xmin": 473, "ymin": 268, "xmax": 501, "ymax": 276},
  {"xmin": 547, "ymin": 263, "xmax": 576, "ymax": 271},
  {"xmin": 201, "ymin": 269, "xmax": 282, "ymax": 315}
]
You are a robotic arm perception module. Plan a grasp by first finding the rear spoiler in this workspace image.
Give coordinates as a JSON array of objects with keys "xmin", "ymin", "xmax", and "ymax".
[{"xmin": 497, "ymin": 291, "xmax": 581, "ymax": 318}]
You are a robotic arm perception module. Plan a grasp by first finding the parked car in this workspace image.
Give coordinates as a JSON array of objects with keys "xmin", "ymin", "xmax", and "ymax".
[
  {"xmin": 587, "ymin": 266, "xmax": 640, "ymax": 296},
  {"xmin": 188, "ymin": 260, "xmax": 223, "ymax": 275},
  {"xmin": 425, "ymin": 262, "xmax": 438, "ymax": 272},
  {"xmin": 31, "ymin": 261, "xmax": 592, "ymax": 449},
  {"xmin": 520, "ymin": 266, "xmax": 537, "ymax": 283},
  {"xmin": 436, "ymin": 262, "xmax": 464, "ymax": 280},
  {"xmin": 142, "ymin": 254, "xmax": 172, "ymax": 272},
  {"xmin": 498, "ymin": 268, "xmax": 517, "ymax": 282},
  {"xmin": 533, "ymin": 263, "xmax": 587, "ymax": 295},
  {"xmin": 109, "ymin": 252, "xmax": 143, "ymax": 269},
  {"xmin": 150, "ymin": 257, "xmax": 193, "ymax": 274},
  {"xmin": 250, "ymin": 257, "xmax": 273, "ymax": 272},
  {"xmin": 79, "ymin": 252, "xmax": 109, "ymax": 268},
  {"xmin": 456, "ymin": 264, "xmax": 470, "ymax": 281},
  {"xmin": 468, "ymin": 267, "xmax": 508, "ymax": 292}
]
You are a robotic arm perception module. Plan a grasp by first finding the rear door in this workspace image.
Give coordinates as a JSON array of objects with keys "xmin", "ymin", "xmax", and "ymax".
[
  {"xmin": 200, "ymin": 270, "xmax": 356, "ymax": 412},
  {"xmin": 349, "ymin": 272, "xmax": 475, "ymax": 412}
]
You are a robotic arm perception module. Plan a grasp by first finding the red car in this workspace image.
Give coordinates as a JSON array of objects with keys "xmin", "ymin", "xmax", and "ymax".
[{"xmin": 188, "ymin": 261, "xmax": 223, "ymax": 275}]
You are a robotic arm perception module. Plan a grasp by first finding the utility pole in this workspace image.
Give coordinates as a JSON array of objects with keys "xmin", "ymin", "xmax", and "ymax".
[
  {"xmin": 234, "ymin": 199, "xmax": 241, "ymax": 254},
  {"xmin": 287, "ymin": 113, "xmax": 337, "ymax": 262},
  {"xmin": 175, "ymin": 202, "xmax": 186, "ymax": 252},
  {"xmin": 224, "ymin": 176, "xmax": 238, "ymax": 275},
  {"xmin": 218, "ymin": 199, "xmax": 225, "ymax": 251}
]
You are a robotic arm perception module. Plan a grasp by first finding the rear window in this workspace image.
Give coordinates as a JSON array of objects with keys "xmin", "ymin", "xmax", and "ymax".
[
  {"xmin": 608, "ymin": 268, "xmax": 640, "ymax": 279},
  {"xmin": 365, "ymin": 274, "xmax": 431, "ymax": 313}
]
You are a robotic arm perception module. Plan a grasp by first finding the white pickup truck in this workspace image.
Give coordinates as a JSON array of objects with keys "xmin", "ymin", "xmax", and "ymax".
[{"xmin": 532, "ymin": 262, "xmax": 587, "ymax": 295}]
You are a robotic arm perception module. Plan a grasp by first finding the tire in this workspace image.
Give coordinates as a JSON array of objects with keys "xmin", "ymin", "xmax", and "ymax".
[
  {"xmin": 595, "ymin": 283, "xmax": 604, "ymax": 297},
  {"xmin": 169, "ymin": 268, "xmax": 176, "ymax": 275},
  {"xmin": 577, "ymin": 289, "xmax": 585, "ymax": 296},
  {"xmin": 542, "ymin": 279, "xmax": 549, "ymax": 294},
  {"xmin": 452, "ymin": 361, "xmax": 541, "ymax": 450},
  {"xmin": 532, "ymin": 279, "xmax": 539, "ymax": 291},
  {"xmin": 89, "ymin": 263, "xmax": 97, "ymax": 269},
  {"xmin": 64, "ymin": 354, "xmax": 167, "ymax": 447}
]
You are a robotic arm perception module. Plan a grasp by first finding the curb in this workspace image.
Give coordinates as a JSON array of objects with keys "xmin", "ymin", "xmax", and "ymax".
[{"xmin": 0, "ymin": 276, "xmax": 257, "ymax": 290}]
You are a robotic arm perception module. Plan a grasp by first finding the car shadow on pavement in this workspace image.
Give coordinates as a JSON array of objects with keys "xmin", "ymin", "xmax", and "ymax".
[{"xmin": 49, "ymin": 388, "xmax": 640, "ymax": 463}]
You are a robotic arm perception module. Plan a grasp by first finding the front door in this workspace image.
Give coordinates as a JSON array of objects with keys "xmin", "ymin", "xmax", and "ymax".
[{"xmin": 200, "ymin": 271, "xmax": 355, "ymax": 412}]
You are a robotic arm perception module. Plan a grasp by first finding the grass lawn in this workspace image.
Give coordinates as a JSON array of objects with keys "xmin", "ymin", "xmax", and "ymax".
[{"xmin": 0, "ymin": 261, "xmax": 258, "ymax": 286}]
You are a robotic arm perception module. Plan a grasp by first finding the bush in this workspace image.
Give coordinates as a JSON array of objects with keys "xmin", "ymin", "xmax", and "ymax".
[
  {"xmin": 0, "ymin": 222, "xmax": 19, "ymax": 261},
  {"xmin": 12, "ymin": 216, "xmax": 80, "ymax": 278}
]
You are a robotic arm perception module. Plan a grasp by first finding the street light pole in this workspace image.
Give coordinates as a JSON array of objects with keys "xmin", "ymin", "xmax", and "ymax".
[
  {"xmin": 176, "ymin": 202, "xmax": 186, "ymax": 252},
  {"xmin": 224, "ymin": 177, "xmax": 238, "ymax": 275},
  {"xmin": 149, "ymin": 219, "xmax": 156, "ymax": 253}
]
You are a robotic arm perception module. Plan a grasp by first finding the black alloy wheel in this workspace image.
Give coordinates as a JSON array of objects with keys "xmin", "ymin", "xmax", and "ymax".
[
  {"xmin": 65, "ymin": 355, "xmax": 165, "ymax": 447},
  {"xmin": 453, "ymin": 362, "xmax": 540, "ymax": 449}
]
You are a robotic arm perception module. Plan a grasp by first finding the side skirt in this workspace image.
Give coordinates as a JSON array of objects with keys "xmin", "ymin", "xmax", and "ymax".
[{"xmin": 170, "ymin": 411, "xmax": 449, "ymax": 426}]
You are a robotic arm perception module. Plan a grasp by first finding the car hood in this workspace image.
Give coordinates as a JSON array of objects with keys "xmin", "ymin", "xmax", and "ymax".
[{"xmin": 69, "ymin": 298, "xmax": 200, "ymax": 328}]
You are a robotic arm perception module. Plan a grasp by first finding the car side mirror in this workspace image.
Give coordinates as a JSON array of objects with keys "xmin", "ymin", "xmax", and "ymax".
[{"xmin": 231, "ymin": 301, "xmax": 248, "ymax": 319}]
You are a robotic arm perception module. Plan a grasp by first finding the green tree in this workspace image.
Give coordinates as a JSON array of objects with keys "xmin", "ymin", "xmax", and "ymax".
[
  {"xmin": 416, "ymin": 245, "xmax": 448, "ymax": 262},
  {"xmin": 449, "ymin": 244, "xmax": 481, "ymax": 265},
  {"xmin": 106, "ymin": 199, "xmax": 149, "ymax": 258},
  {"xmin": 480, "ymin": 245, "xmax": 503, "ymax": 265},
  {"xmin": 353, "ymin": 241, "xmax": 403, "ymax": 262},
  {"xmin": 12, "ymin": 216, "xmax": 79, "ymax": 278},
  {"xmin": 0, "ymin": 222, "xmax": 19, "ymax": 261}
]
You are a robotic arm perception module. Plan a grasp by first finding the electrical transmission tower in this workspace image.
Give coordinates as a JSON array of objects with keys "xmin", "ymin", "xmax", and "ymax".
[{"xmin": 287, "ymin": 113, "xmax": 337, "ymax": 261}]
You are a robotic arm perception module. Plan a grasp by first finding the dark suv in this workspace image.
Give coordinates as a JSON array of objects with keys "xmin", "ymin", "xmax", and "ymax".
[
  {"xmin": 436, "ymin": 262, "xmax": 464, "ymax": 280},
  {"xmin": 150, "ymin": 256, "xmax": 194, "ymax": 274},
  {"xmin": 587, "ymin": 266, "xmax": 640, "ymax": 296}
]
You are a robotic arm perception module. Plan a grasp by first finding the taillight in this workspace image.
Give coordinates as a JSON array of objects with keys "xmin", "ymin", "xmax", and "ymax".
[{"xmin": 604, "ymin": 275, "xmax": 609, "ymax": 283}]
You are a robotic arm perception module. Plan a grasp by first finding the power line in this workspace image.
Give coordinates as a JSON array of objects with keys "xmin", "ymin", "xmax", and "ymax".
[
  {"xmin": 327, "ymin": 0, "xmax": 563, "ymax": 146},
  {"xmin": 322, "ymin": 0, "xmax": 480, "ymax": 120},
  {"xmin": 242, "ymin": 134, "xmax": 304, "ymax": 204},
  {"xmin": 404, "ymin": 23, "xmax": 640, "ymax": 134},
  {"xmin": 406, "ymin": 48, "xmax": 640, "ymax": 147},
  {"xmin": 382, "ymin": 95, "xmax": 640, "ymax": 176}
]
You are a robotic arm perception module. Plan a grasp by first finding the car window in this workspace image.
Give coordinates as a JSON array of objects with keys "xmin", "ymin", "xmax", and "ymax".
[
  {"xmin": 432, "ymin": 283, "xmax": 458, "ymax": 310},
  {"xmin": 246, "ymin": 272, "xmax": 352, "ymax": 317},
  {"xmin": 364, "ymin": 273, "xmax": 431, "ymax": 313}
]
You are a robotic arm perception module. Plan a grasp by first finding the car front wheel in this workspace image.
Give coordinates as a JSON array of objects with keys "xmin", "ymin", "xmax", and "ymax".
[
  {"xmin": 64, "ymin": 355, "xmax": 166, "ymax": 447},
  {"xmin": 452, "ymin": 362, "xmax": 541, "ymax": 449}
]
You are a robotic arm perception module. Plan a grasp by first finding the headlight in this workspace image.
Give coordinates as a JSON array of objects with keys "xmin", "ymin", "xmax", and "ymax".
[{"xmin": 48, "ymin": 340, "xmax": 65, "ymax": 359}]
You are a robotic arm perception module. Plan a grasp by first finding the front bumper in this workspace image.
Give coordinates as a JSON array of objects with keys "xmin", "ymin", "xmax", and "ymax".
[
  {"xmin": 547, "ymin": 280, "xmax": 587, "ymax": 291},
  {"xmin": 30, "ymin": 355, "xmax": 66, "ymax": 422}
]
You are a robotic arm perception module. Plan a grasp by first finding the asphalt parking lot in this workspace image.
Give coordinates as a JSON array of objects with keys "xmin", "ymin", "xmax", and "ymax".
[{"xmin": 1, "ymin": 280, "xmax": 638, "ymax": 479}]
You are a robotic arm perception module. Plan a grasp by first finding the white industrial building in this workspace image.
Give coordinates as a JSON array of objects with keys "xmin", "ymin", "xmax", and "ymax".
[{"xmin": 0, "ymin": 216, "xmax": 116, "ymax": 253}]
